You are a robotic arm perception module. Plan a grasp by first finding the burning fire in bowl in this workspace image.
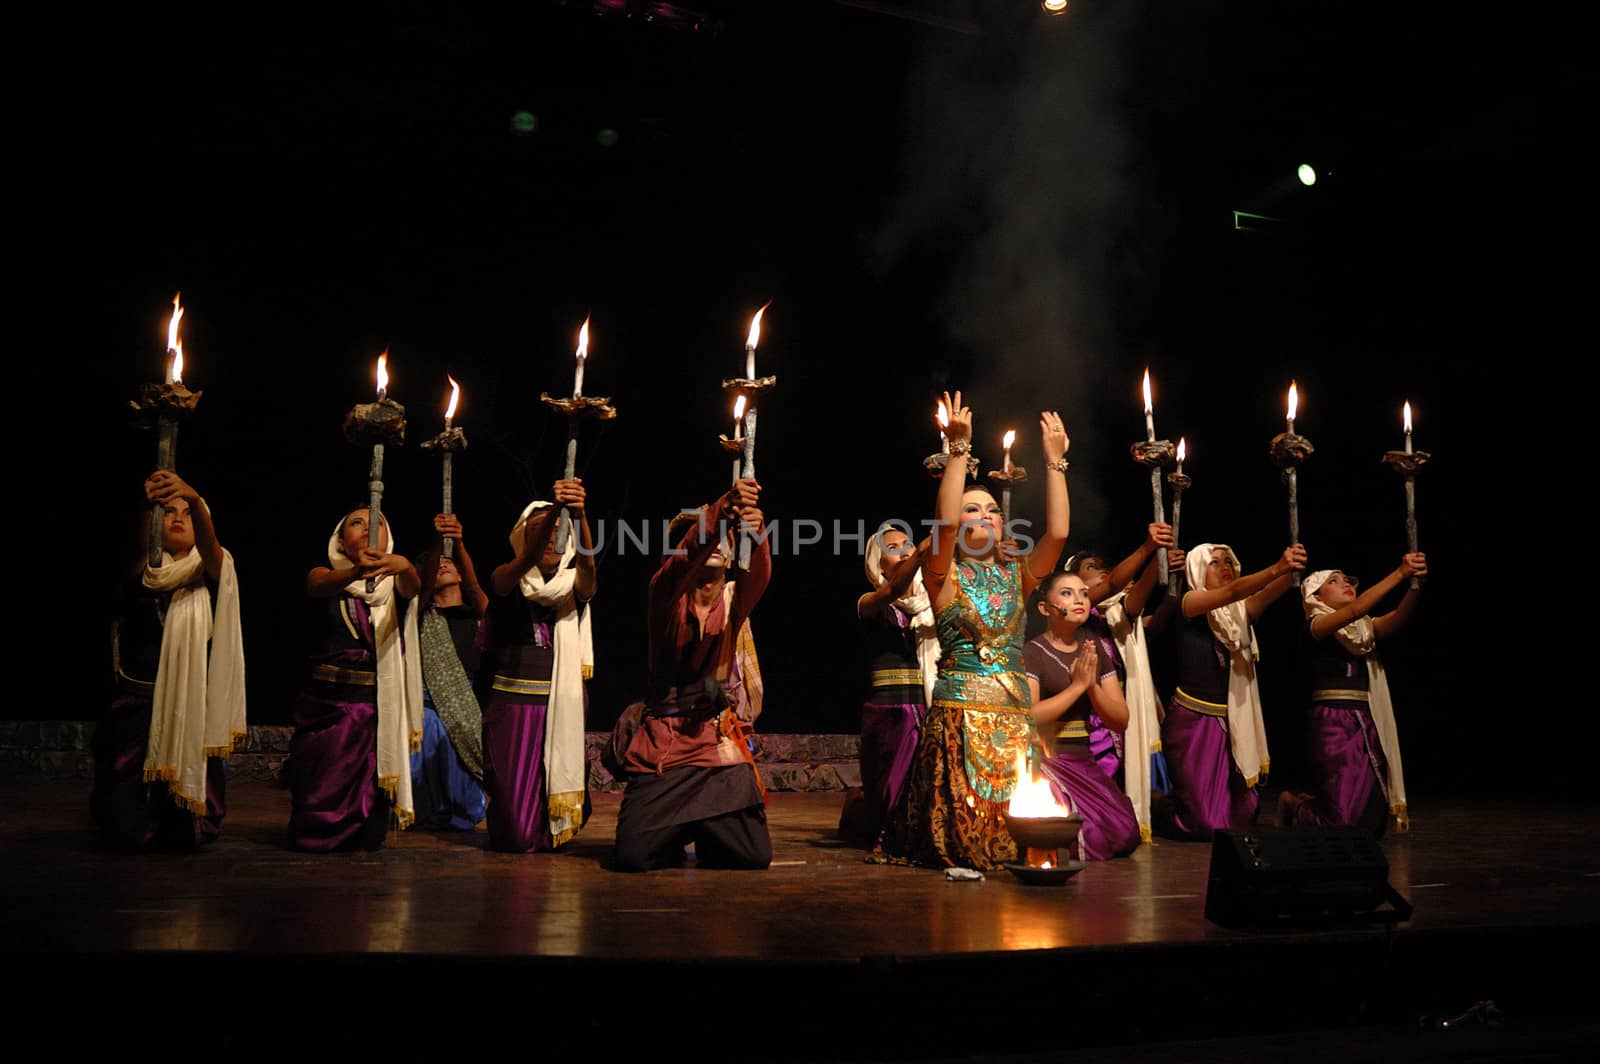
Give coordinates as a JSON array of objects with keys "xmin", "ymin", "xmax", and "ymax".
[{"xmin": 1002, "ymin": 751, "xmax": 1085, "ymax": 884}]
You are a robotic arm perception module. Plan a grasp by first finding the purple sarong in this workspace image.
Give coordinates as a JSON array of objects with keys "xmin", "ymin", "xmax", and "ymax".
[
  {"xmin": 91, "ymin": 694, "xmax": 226, "ymax": 852},
  {"xmin": 1159, "ymin": 697, "xmax": 1258, "ymax": 841},
  {"xmin": 1040, "ymin": 743, "xmax": 1141, "ymax": 860},
  {"xmin": 1292, "ymin": 702, "xmax": 1390, "ymax": 838},
  {"xmin": 842, "ymin": 700, "xmax": 921, "ymax": 844},
  {"xmin": 287, "ymin": 686, "xmax": 388, "ymax": 852},
  {"xmin": 481, "ymin": 693, "xmax": 552, "ymax": 852}
]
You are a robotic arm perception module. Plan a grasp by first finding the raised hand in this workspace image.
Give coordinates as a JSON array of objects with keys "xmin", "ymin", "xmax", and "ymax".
[{"xmin": 1039, "ymin": 410, "xmax": 1069, "ymax": 462}]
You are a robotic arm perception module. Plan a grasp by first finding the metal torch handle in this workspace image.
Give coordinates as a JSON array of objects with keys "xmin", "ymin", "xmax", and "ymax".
[
  {"xmin": 147, "ymin": 419, "xmax": 178, "ymax": 569},
  {"xmin": 1405, "ymin": 476, "xmax": 1419, "ymax": 590},
  {"xmin": 442, "ymin": 451, "xmax": 454, "ymax": 560},
  {"xmin": 737, "ymin": 408, "xmax": 757, "ymax": 571},
  {"xmin": 1287, "ymin": 466, "xmax": 1301, "ymax": 587},
  {"xmin": 554, "ymin": 425, "xmax": 578, "ymax": 554},
  {"xmin": 1168, "ymin": 493, "xmax": 1183, "ymax": 596},
  {"xmin": 366, "ymin": 443, "xmax": 385, "ymax": 594}
]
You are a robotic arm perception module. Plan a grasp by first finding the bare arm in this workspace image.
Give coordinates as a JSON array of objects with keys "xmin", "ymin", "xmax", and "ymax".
[
  {"xmin": 453, "ymin": 541, "xmax": 490, "ymax": 616},
  {"xmin": 1372, "ymin": 554, "xmax": 1427, "ymax": 639},
  {"xmin": 1095, "ymin": 523, "xmax": 1172, "ymax": 607},
  {"xmin": 1084, "ymin": 672, "xmax": 1130, "ymax": 733},
  {"xmin": 1182, "ymin": 545, "xmax": 1306, "ymax": 618},
  {"xmin": 1310, "ymin": 555, "xmax": 1425, "ymax": 638},
  {"xmin": 555, "ymin": 478, "xmax": 598, "ymax": 602},
  {"xmin": 1021, "ymin": 410, "xmax": 1071, "ymax": 596},
  {"xmin": 927, "ymin": 390, "xmax": 971, "ymax": 611},
  {"xmin": 308, "ymin": 548, "xmax": 417, "ymax": 600},
  {"xmin": 859, "ymin": 539, "xmax": 924, "ymax": 620},
  {"xmin": 491, "ymin": 507, "xmax": 558, "ymax": 597},
  {"xmin": 145, "ymin": 471, "xmax": 224, "ymax": 582}
]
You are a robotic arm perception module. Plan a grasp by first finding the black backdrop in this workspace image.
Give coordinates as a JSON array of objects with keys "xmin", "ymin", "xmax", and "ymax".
[{"xmin": 28, "ymin": 2, "xmax": 1588, "ymax": 797}]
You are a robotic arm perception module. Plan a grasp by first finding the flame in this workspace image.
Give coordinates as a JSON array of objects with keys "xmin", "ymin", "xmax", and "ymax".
[
  {"xmin": 937, "ymin": 400, "xmax": 949, "ymax": 429},
  {"xmin": 746, "ymin": 303, "xmax": 768, "ymax": 349},
  {"xmin": 1287, "ymin": 380, "xmax": 1299, "ymax": 422},
  {"xmin": 171, "ymin": 342, "xmax": 184, "ymax": 385},
  {"xmin": 1142, "ymin": 368, "xmax": 1152, "ymax": 414},
  {"xmin": 1177, "ymin": 437, "xmax": 1186, "ymax": 462},
  {"xmin": 1007, "ymin": 749, "xmax": 1072, "ymax": 818},
  {"xmin": 1002, "ymin": 429, "xmax": 1016, "ymax": 450},
  {"xmin": 1403, "ymin": 401, "xmax": 1412, "ymax": 433},
  {"xmin": 376, "ymin": 351, "xmax": 389, "ymax": 396},
  {"xmin": 577, "ymin": 317, "xmax": 590, "ymax": 360},
  {"xmin": 733, "ymin": 394, "xmax": 747, "ymax": 420},
  {"xmin": 166, "ymin": 293, "xmax": 183, "ymax": 352},
  {"xmin": 1041, "ymin": 860, "xmax": 1053, "ymax": 870},
  {"xmin": 445, "ymin": 375, "xmax": 460, "ymax": 421}
]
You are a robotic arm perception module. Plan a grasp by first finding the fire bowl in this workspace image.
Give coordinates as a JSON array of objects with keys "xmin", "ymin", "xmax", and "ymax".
[{"xmin": 1004, "ymin": 813, "xmax": 1083, "ymax": 853}]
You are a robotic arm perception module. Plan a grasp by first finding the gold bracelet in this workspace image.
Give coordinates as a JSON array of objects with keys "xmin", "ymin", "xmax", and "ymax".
[
  {"xmin": 1045, "ymin": 456, "xmax": 1069, "ymax": 473},
  {"xmin": 948, "ymin": 440, "xmax": 972, "ymax": 457}
]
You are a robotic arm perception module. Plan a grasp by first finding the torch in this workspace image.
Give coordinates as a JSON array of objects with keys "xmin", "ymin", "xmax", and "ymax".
[
  {"xmin": 1131, "ymin": 368, "xmax": 1174, "ymax": 536},
  {"xmin": 1268, "ymin": 381, "xmax": 1314, "ymax": 587},
  {"xmin": 420, "ymin": 376, "xmax": 467, "ymax": 559},
  {"xmin": 541, "ymin": 317, "xmax": 616, "ymax": 553},
  {"xmin": 722, "ymin": 305, "xmax": 775, "ymax": 572},
  {"xmin": 133, "ymin": 294, "xmax": 202, "ymax": 568},
  {"xmin": 1381, "ymin": 401, "xmax": 1430, "ymax": 589},
  {"xmin": 342, "ymin": 352, "xmax": 406, "ymax": 594},
  {"xmin": 1166, "ymin": 438, "xmax": 1190, "ymax": 594}
]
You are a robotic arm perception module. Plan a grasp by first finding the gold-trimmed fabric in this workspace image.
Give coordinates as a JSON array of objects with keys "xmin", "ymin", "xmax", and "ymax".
[
  {"xmin": 1311, "ymin": 688, "xmax": 1370, "ymax": 704},
  {"xmin": 312, "ymin": 663, "xmax": 378, "ymax": 687},
  {"xmin": 547, "ymin": 789, "xmax": 588, "ymax": 847},
  {"xmin": 1174, "ymin": 687, "xmax": 1228, "ymax": 718},
  {"xmin": 1055, "ymin": 719, "xmax": 1091, "ymax": 741},
  {"xmin": 871, "ymin": 668, "xmax": 926, "ymax": 689},
  {"xmin": 491, "ymin": 674, "xmax": 552, "ymax": 697},
  {"xmin": 960, "ymin": 706, "xmax": 1033, "ymax": 803}
]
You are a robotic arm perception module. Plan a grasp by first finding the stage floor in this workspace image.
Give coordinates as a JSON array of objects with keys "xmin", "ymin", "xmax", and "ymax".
[
  {"xmin": 5, "ymin": 781, "xmax": 1596, "ymax": 958},
  {"xmin": 6, "ymin": 780, "xmax": 1599, "ymax": 1057}
]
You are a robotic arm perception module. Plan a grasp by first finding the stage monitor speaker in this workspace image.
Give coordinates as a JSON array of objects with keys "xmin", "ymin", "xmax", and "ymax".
[{"xmin": 1204, "ymin": 826, "xmax": 1412, "ymax": 928}]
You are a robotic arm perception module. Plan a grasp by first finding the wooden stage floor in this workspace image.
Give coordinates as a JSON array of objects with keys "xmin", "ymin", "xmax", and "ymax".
[{"xmin": 6, "ymin": 779, "xmax": 1599, "ymax": 1058}]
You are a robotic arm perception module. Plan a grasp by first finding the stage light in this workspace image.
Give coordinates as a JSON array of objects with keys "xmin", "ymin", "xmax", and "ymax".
[
  {"xmin": 1297, "ymin": 163, "xmax": 1318, "ymax": 186},
  {"xmin": 510, "ymin": 111, "xmax": 538, "ymax": 136},
  {"xmin": 1042, "ymin": 0, "xmax": 1069, "ymax": 13}
]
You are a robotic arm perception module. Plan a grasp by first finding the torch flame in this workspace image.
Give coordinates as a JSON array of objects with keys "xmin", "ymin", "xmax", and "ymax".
[
  {"xmin": 1177, "ymin": 437, "xmax": 1186, "ymax": 462},
  {"xmin": 733, "ymin": 394, "xmax": 747, "ymax": 420},
  {"xmin": 445, "ymin": 375, "xmax": 460, "ymax": 421},
  {"xmin": 1007, "ymin": 749, "xmax": 1072, "ymax": 818},
  {"xmin": 937, "ymin": 400, "xmax": 949, "ymax": 429},
  {"xmin": 746, "ymin": 304, "xmax": 768, "ymax": 349},
  {"xmin": 1142, "ymin": 368, "xmax": 1152, "ymax": 414},
  {"xmin": 1287, "ymin": 380, "xmax": 1299, "ymax": 422},
  {"xmin": 376, "ymin": 351, "xmax": 389, "ymax": 396},
  {"xmin": 171, "ymin": 342, "xmax": 184, "ymax": 385},
  {"xmin": 166, "ymin": 293, "xmax": 184, "ymax": 352},
  {"xmin": 577, "ymin": 317, "xmax": 590, "ymax": 360},
  {"xmin": 1403, "ymin": 401, "xmax": 1412, "ymax": 433},
  {"xmin": 1003, "ymin": 429, "xmax": 1016, "ymax": 449}
]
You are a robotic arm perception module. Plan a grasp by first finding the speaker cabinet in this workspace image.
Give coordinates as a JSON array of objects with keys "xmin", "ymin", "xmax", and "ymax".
[{"xmin": 1204, "ymin": 826, "xmax": 1411, "ymax": 928}]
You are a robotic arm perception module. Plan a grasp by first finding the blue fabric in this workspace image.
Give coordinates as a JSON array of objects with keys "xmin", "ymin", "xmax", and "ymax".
[
  {"xmin": 411, "ymin": 705, "xmax": 487, "ymax": 829},
  {"xmin": 1150, "ymin": 749, "xmax": 1173, "ymax": 796}
]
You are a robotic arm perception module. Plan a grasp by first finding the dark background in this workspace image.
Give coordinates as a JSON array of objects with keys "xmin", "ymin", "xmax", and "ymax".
[{"xmin": 34, "ymin": 2, "xmax": 1586, "ymax": 796}]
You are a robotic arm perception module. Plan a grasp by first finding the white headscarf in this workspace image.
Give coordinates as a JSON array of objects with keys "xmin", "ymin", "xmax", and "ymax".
[
  {"xmin": 509, "ymin": 502, "xmax": 593, "ymax": 847},
  {"xmin": 862, "ymin": 523, "xmax": 939, "ymax": 706},
  {"xmin": 141, "ymin": 502, "xmax": 247, "ymax": 815},
  {"xmin": 328, "ymin": 516, "xmax": 423, "ymax": 829},
  {"xmin": 1185, "ymin": 543, "xmax": 1270, "ymax": 787},
  {"xmin": 1303, "ymin": 570, "xmax": 1409, "ymax": 829}
]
